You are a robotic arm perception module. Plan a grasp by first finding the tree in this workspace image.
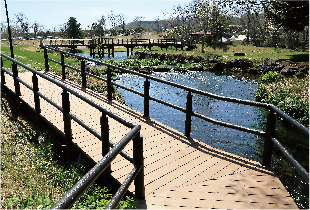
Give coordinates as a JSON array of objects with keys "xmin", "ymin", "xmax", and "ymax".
[
  {"xmin": 91, "ymin": 15, "xmax": 106, "ymax": 36},
  {"xmin": 15, "ymin": 12, "xmax": 29, "ymax": 38},
  {"xmin": 108, "ymin": 11, "xmax": 117, "ymax": 36},
  {"xmin": 64, "ymin": 17, "xmax": 83, "ymax": 38},
  {"xmin": 209, "ymin": 6, "xmax": 230, "ymax": 44},
  {"xmin": 132, "ymin": 16, "xmax": 145, "ymax": 38},
  {"xmin": 264, "ymin": 1, "xmax": 309, "ymax": 32}
]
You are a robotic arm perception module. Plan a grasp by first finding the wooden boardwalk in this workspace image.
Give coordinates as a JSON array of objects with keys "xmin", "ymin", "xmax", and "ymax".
[{"xmin": 4, "ymin": 71, "xmax": 297, "ymax": 209}]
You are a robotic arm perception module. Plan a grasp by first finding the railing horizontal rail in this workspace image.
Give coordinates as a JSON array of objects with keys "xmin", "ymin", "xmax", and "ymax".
[
  {"xmin": 270, "ymin": 137, "xmax": 309, "ymax": 183},
  {"xmin": 1, "ymin": 67, "xmax": 13, "ymax": 76},
  {"xmin": 68, "ymin": 112, "xmax": 101, "ymax": 139},
  {"xmin": 64, "ymin": 63, "xmax": 81, "ymax": 72},
  {"xmin": 107, "ymin": 165, "xmax": 141, "ymax": 209},
  {"xmin": 47, "ymin": 39, "xmax": 93, "ymax": 41},
  {"xmin": 270, "ymin": 105, "xmax": 309, "ymax": 135},
  {"xmin": 37, "ymin": 91, "xmax": 63, "ymax": 112},
  {"xmin": 149, "ymin": 95, "xmax": 186, "ymax": 113},
  {"xmin": 47, "ymin": 58, "xmax": 61, "ymax": 65},
  {"xmin": 111, "ymin": 81, "xmax": 144, "ymax": 97},
  {"xmin": 193, "ymin": 111, "xmax": 265, "ymax": 136},
  {"xmin": 16, "ymin": 77, "xmax": 33, "ymax": 91}
]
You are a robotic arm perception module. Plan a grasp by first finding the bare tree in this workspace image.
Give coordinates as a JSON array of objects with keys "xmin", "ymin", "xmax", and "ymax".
[
  {"xmin": 108, "ymin": 11, "xmax": 117, "ymax": 36},
  {"xmin": 116, "ymin": 14, "xmax": 125, "ymax": 34},
  {"xmin": 15, "ymin": 12, "xmax": 29, "ymax": 38}
]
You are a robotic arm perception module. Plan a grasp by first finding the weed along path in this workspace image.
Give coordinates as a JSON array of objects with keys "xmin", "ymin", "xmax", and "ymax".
[{"xmin": 4, "ymin": 71, "xmax": 297, "ymax": 209}]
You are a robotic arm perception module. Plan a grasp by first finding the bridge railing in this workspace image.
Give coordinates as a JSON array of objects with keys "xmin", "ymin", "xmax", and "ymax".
[
  {"xmin": 41, "ymin": 45, "xmax": 309, "ymax": 184},
  {"xmin": 100, "ymin": 38, "xmax": 184, "ymax": 45},
  {"xmin": 41, "ymin": 38, "xmax": 94, "ymax": 47},
  {"xmin": 1, "ymin": 53, "xmax": 145, "ymax": 209}
]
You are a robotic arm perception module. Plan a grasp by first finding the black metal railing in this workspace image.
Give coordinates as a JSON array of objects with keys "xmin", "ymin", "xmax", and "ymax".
[
  {"xmin": 1, "ymin": 53, "xmax": 145, "ymax": 209},
  {"xmin": 41, "ymin": 46, "xmax": 309, "ymax": 183}
]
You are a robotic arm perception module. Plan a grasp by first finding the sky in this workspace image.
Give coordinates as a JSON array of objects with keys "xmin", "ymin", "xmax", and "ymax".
[{"xmin": 1, "ymin": 0, "xmax": 193, "ymax": 31}]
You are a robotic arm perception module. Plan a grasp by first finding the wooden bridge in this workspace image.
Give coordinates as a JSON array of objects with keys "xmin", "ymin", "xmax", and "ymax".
[
  {"xmin": 41, "ymin": 38, "xmax": 195, "ymax": 57},
  {"xmin": 2, "ymin": 47, "xmax": 308, "ymax": 209}
]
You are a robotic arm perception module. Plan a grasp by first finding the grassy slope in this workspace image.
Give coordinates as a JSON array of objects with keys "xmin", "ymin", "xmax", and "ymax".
[{"xmin": 0, "ymin": 91, "xmax": 85, "ymax": 209}]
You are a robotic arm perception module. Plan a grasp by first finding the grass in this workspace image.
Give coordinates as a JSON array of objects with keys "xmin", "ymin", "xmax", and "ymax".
[
  {"xmin": 1, "ymin": 45, "xmax": 81, "ymax": 71},
  {"xmin": 140, "ymin": 43, "xmax": 309, "ymax": 62},
  {"xmin": 1, "ymin": 91, "xmax": 83, "ymax": 208}
]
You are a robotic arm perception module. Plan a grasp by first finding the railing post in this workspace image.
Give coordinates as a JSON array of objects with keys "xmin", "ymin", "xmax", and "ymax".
[
  {"xmin": 12, "ymin": 63, "xmax": 21, "ymax": 97},
  {"xmin": 101, "ymin": 112, "xmax": 111, "ymax": 185},
  {"xmin": 133, "ymin": 132, "xmax": 145, "ymax": 199},
  {"xmin": 62, "ymin": 90, "xmax": 73, "ymax": 162},
  {"xmin": 44, "ymin": 48, "xmax": 49, "ymax": 71},
  {"xmin": 1, "ymin": 56, "xmax": 5, "ymax": 87},
  {"xmin": 262, "ymin": 110, "xmax": 276, "ymax": 166},
  {"xmin": 61, "ymin": 53, "xmax": 66, "ymax": 79},
  {"xmin": 185, "ymin": 91, "xmax": 192, "ymax": 137},
  {"xmin": 144, "ymin": 78, "xmax": 150, "ymax": 118},
  {"xmin": 81, "ymin": 60, "xmax": 86, "ymax": 88},
  {"xmin": 32, "ymin": 73, "xmax": 41, "ymax": 122},
  {"xmin": 107, "ymin": 67, "xmax": 112, "ymax": 100}
]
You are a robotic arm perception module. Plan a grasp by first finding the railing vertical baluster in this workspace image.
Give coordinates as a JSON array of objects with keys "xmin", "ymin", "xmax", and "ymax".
[
  {"xmin": 144, "ymin": 78, "xmax": 150, "ymax": 118},
  {"xmin": 61, "ymin": 53, "xmax": 65, "ymax": 79},
  {"xmin": 107, "ymin": 67, "xmax": 112, "ymax": 100},
  {"xmin": 101, "ymin": 112, "xmax": 111, "ymax": 185},
  {"xmin": 262, "ymin": 110, "xmax": 276, "ymax": 166},
  {"xmin": 44, "ymin": 48, "xmax": 49, "ymax": 71},
  {"xmin": 133, "ymin": 132, "xmax": 145, "ymax": 199},
  {"xmin": 32, "ymin": 73, "xmax": 41, "ymax": 122},
  {"xmin": 185, "ymin": 91, "xmax": 192, "ymax": 137},
  {"xmin": 1, "ymin": 56, "xmax": 5, "ymax": 87},
  {"xmin": 81, "ymin": 60, "xmax": 86, "ymax": 88},
  {"xmin": 62, "ymin": 90, "xmax": 73, "ymax": 162}
]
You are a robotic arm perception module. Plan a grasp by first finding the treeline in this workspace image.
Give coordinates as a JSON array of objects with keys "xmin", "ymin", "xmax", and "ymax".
[{"xmin": 1, "ymin": 0, "xmax": 308, "ymax": 49}]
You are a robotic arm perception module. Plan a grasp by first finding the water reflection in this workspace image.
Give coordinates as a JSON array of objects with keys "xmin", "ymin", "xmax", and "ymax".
[{"xmin": 78, "ymin": 52, "xmax": 129, "ymax": 61}]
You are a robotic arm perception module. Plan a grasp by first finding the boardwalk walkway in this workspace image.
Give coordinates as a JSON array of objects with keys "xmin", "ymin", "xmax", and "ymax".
[{"xmin": 4, "ymin": 71, "xmax": 297, "ymax": 209}]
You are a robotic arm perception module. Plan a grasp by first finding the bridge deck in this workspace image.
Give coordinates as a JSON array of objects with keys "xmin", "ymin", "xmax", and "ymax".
[{"xmin": 4, "ymin": 71, "xmax": 297, "ymax": 209}]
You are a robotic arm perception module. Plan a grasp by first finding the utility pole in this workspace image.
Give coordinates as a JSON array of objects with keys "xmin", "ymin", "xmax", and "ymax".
[{"xmin": 4, "ymin": 0, "xmax": 14, "ymax": 58}]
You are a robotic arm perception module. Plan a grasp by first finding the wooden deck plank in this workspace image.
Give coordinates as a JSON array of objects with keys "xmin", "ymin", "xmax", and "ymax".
[{"xmin": 3, "ymin": 71, "xmax": 298, "ymax": 209}]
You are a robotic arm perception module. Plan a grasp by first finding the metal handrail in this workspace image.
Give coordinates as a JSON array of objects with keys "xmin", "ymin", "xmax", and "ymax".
[
  {"xmin": 41, "ymin": 46, "xmax": 309, "ymax": 183},
  {"xmin": 51, "ymin": 125, "xmax": 142, "ymax": 209},
  {"xmin": 1, "ymin": 53, "xmax": 145, "ymax": 209}
]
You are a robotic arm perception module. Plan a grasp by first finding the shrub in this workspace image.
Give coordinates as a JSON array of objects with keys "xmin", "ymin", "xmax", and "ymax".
[{"xmin": 260, "ymin": 71, "xmax": 278, "ymax": 84}]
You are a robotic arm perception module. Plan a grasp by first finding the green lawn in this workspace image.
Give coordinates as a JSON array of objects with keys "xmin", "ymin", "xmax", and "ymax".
[{"xmin": 1, "ymin": 45, "xmax": 81, "ymax": 72}]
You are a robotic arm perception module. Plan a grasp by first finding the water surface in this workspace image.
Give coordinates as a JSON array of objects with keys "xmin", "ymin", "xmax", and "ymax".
[{"xmin": 114, "ymin": 70, "xmax": 266, "ymax": 162}]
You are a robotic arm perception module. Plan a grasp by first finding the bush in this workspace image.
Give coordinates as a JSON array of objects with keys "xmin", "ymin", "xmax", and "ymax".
[
  {"xmin": 260, "ymin": 71, "xmax": 278, "ymax": 84},
  {"xmin": 255, "ymin": 85, "xmax": 309, "ymax": 126}
]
